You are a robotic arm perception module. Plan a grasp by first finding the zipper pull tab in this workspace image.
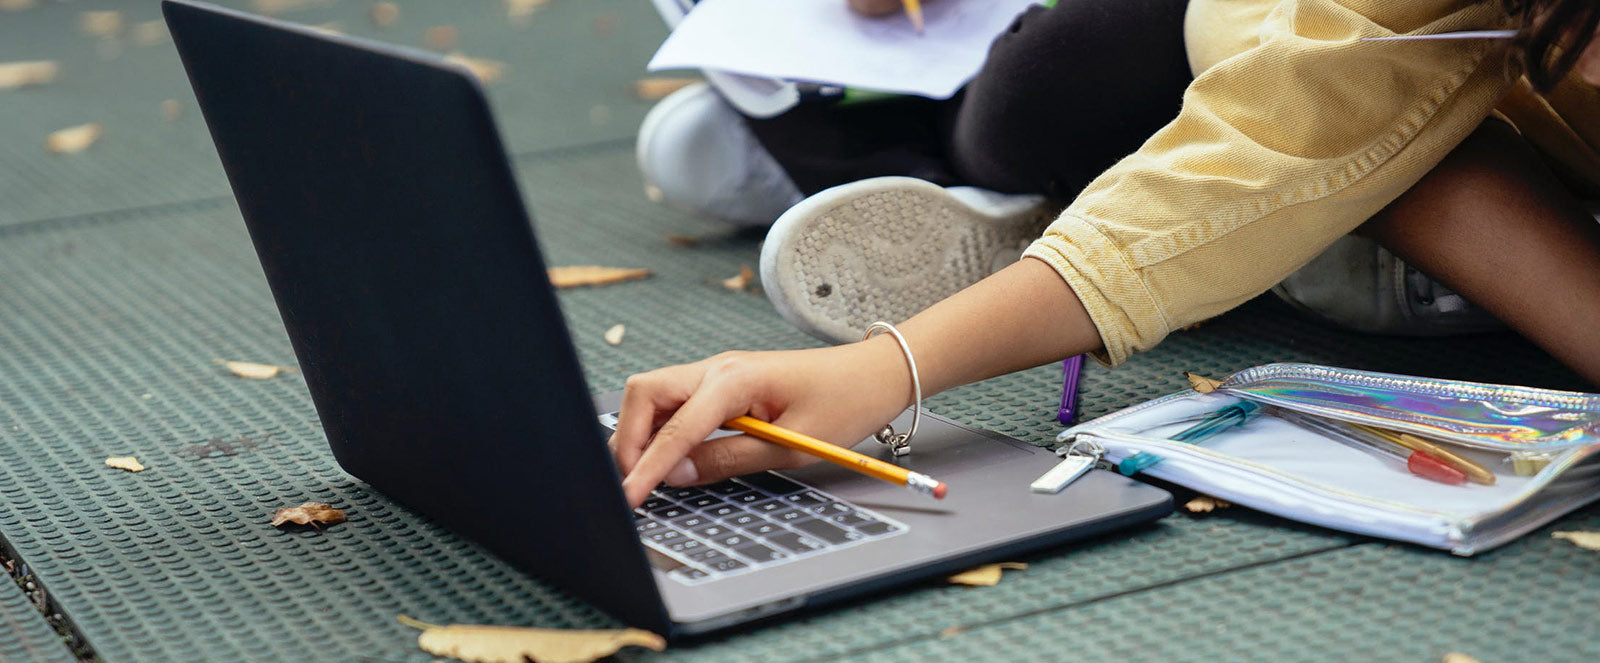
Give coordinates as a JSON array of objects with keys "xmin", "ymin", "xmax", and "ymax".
[{"xmin": 1031, "ymin": 437, "xmax": 1105, "ymax": 494}]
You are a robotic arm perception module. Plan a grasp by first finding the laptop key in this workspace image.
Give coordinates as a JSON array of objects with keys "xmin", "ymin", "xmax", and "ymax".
[
  {"xmin": 670, "ymin": 567, "xmax": 710, "ymax": 582},
  {"xmin": 671, "ymin": 514, "xmax": 711, "ymax": 530},
  {"xmin": 664, "ymin": 488, "xmax": 701, "ymax": 501},
  {"xmin": 724, "ymin": 513, "xmax": 765, "ymax": 528},
  {"xmin": 782, "ymin": 491, "xmax": 828, "ymax": 507},
  {"xmin": 769, "ymin": 508, "xmax": 808, "ymax": 522},
  {"xmin": 646, "ymin": 529, "xmax": 682, "ymax": 543},
  {"xmin": 736, "ymin": 473, "xmax": 807, "ymax": 495},
  {"xmin": 705, "ymin": 481, "xmax": 748, "ymax": 495},
  {"xmin": 691, "ymin": 523, "xmax": 730, "ymax": 540},
  {"xmin": 665, "ymin": 538, "xmax": 704, "ymax": 554},
  {"xmin": 685, "ymin": 495, "xmax": 724, "ymax": 510},
  {"xmin": 649, "ymin": 504, "xmax": 689, "ymax": 520},
  {"xmin": 686, "ymin": 547, "xmax": 727, "ymax": 563},
  {"xmin": 707, "ymin": 558, "xmax": 748, "ymax": 573},
  {"xmin": 733, "ymin": 543, "xmax": 786, "ymax": 563},
  {"xmin": 706, "ymin": 504, "xmax": 740, "ymax": 519},
  {"xmin": 636, "ymin": 520, "xmax": 664, "ymax": 534},
  {"xmin": 855, "ymin": 521, "xmax": 899, "ymax": 536},
  {"xmin": 712, "ymin": 532, "xmax": 750, "ymax": 549},
  {"xmin": 641, "ymin": 497, "xmax": 670, "ymax": 511},
  {"xmin": 752, "ymin": 500, "xmax": 786, "ymax": 513},
  {"xmin": 830, "ymin": 512, "xmax": 873, "ymax": 527},
  {"xmin": 730, "ymin": 491, "xmax": 765, "ymax": 504},
  {"xmin": 742, "ymin": 521, "xmax": 783, "ymax": 537},
  {"xmin": 766, "ymin": 532, "xmax": 823, "ymax": 553},
  {"xmin": 792, "ymin": 518, "xmax": 859, "ymax": 544}
]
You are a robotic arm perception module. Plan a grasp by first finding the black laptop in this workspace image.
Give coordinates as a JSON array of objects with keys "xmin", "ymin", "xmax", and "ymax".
[{"xmin": 163, "ymin": 0, "xmax": 1172, "ymax": 638}]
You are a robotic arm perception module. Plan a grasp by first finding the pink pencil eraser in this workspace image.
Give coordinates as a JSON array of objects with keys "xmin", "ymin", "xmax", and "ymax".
[{"xmin": 933, "ymin": 482, "xmax": 948, "ymax": 499}]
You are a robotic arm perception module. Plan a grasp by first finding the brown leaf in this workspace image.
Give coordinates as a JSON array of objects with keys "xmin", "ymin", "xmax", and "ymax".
[
  {"xmin": 720, "ymin": 265, "xmax": 755, "ymax": 292},
  {"xmin": 271, "ymin": 502, "xmax": 346, "ymax": 528},
  {"xmin": 1552, "ymin": 531, "xmax": 1600, "ymax": 551},
  {"xmin": 161, "ymin": 99, "xmax": 183, "ymax": 121},
  {"xmin": 105, "ymin": 456, "xmax": 145, "ymax": 472},
  {"xmin": 1185, "ymin": 372, "xmax": 1222, "ymax": 394},
  {"xmin": 424, "ymin": 25, "xmax": 459, "ymax": 50},
  {"xmin": 0, "ymin": 0, "xmax": 38, "ymax": 12},
  {"xmin": 399, "ymin": 615, "xmax": 666, "ymax": 663},
  {"xmin": 633, "ymin": 77, "xmax": 699, "ymax": 100},
  {"xmin": 46, "ymin": 123, "xmax": 102, "ymax": 154},
  {"xmin": 0, "ymin": 61, "xmax": 58, "ymax": 89},
  {"xmin": 216, "ymin": 359, "xmax": 294, "ymax": 379},
  {"xmin": 938, "ymin": 626, "xmax": 966, "ymax": 638},
  {"xmin": 78, "ymin": 10, "xmax": 123, "ymax": 37},
  {"xmin": 603, "ymin": 324, "xmax": 625, "ymax": 346},
  {"xmin": 591, "ymin": 12, "xmax": 620, "ymax": 37},
  {"xmin": 664, "ymin": 234, "xmax": 700, "ymax": 248},
  {"xmin": 1441, "ymin": 653, "xmax": 1481, "ymax": 663},
  {"xmin": 252, "ymin": 0, "xmax": 331, "ymax": 14},
  {"xmin": 547, "ymin": 266, "xmax": 652, "ymax": 289},
  {"xmin": 370, "ymin": 2, "xmax": 399, "ymax": 27},
  {"xmin": 1183, "ymin": 496, "xmax": 1231, "ymax": 514},
  {"xmin": 444, "ymin": 52, "xmax": 506, "ymax": 84},
  {"xmin": 946, "ymin": 562, "xmax": 1027, "ymax": 586}
]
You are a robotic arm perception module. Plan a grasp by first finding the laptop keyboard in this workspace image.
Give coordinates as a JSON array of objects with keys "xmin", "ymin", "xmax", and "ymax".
[{"xmin": 636, "ymin": 472, "xmax": 908, "ymax": 585}]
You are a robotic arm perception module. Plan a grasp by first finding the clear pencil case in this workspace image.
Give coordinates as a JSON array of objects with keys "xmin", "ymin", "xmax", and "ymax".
[{"xmin": 1058, "ymin": 363, "xmax": 1600, "ymax": 555}]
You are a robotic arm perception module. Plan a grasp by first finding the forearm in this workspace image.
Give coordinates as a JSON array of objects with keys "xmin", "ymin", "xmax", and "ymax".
[{"xmin": 890, "ymin": 256, "xmax": 1100, "ymax": 398}]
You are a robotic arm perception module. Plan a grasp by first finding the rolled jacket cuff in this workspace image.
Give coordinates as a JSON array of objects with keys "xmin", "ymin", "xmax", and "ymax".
[{"xmin": 1023, "ymin": 214, "xmax": 1171, "ymax": 367}]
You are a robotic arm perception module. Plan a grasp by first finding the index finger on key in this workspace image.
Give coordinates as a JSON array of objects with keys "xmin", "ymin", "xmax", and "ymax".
[
  {"xmin": 610, "ymin": 366, "xmax": 702, "ymax": 475},
  {"xmin": 621, "ymin": 387, "xmax": 747, "ymax": 507}
]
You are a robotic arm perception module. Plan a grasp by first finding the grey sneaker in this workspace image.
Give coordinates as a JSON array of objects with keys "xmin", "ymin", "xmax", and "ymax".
[
  {"xmin": 1271, "ymin": 235, "xmax": 1504, "ymax": 335},
  {"xmin": 635, "ymin": 82, "xmax": 803, "ymax": 226},
  {"xmin": 760, "ymin": 176, "xmax": 1054, "ymax": 344}
]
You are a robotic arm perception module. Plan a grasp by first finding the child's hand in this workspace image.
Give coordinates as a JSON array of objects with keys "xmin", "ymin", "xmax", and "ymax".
[{"xmin": 609, "ymin": 341, "xmax": 911, "ymax": 508}]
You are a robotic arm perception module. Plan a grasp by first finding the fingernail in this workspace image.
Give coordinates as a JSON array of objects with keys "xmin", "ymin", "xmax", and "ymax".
[{"xmin": 664, "ymin": 458, "xmax": 698, "ymax": 486}]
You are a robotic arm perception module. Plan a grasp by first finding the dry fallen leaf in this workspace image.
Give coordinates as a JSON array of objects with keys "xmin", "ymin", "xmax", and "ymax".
[
  {"xmin": 0, "ymin": 0, "xmax": 37, "ymax": 12},
  {"xmin": 444, "ymin": 52, "xmax": 506, "ymax": 84},
  {"xmin": 938, "ymin": 626, "xmax": 966, "ymax": 638},
  {"xmin": 547, "ymin": 266, "xmax": 652, "ymax": 289},
  {"xmin": 591, "ymin": 12, "xmax": 620, "ymax": 36},
  {"xmin": 1186, "ymin": 372, "xmax": 1223, "ymax": 394},
  {"xmin": 216, "ymin": 359, "xmax": 295, "ymax": 379},
  {"xmin": 46, "ymin": 123, "xmax": 102, "ymax": 154},
  {"xmin": 1442, "ymin": 653, "xmax": 1481, "ymax": 663},
  {"xmin": 271, "ymin": 502, "xmax": 346, "ymax": 528},
  {"xmin": 1183, "ymin": 496, "xmax": 1231, "ymax": 514},
  {"xmin": 506, "ymin": 0, "xmax": 549, "ymax": 21},
  {"xmin": 252, "ymin": 0, "xmax": 331, "ymax": 14},
  {"xmin": 947, "ymin": 562, "xmax": 1027, "ymax": 587},
  {"xmin": 160, "ymin": 99, "xmax": 183, "ymax": 121},
  {"xmin": 79, "ymin": 10, "xmax": 123, "ymax": 37},
  {"xmin": 370, "ymin": 2, "xmax": 399, "ymax": 27},
  {"xmin": 399, "ymin": 615, "xmax": 665, "ymax": 663},
  {"xmin": 665, "ymin": 234, "xmax": 700, "ymax": 248},
  {"xmin": 131, "ymin": 20, "xmax": 168, "ymax": 46},
  {"xmin": 0, "ymin": 60, "xmax": 58, "ymax": 89},
  {"xmin": 633, "ymin": 77, "xmax": 698, "ymax": 101},
  {"xmin": 1552, "ymin": 531, "xmax": 1600, "ymax": 551},
  {"xmin": 720, "ymin": 265, "xmax": 755, "ymax": 292},
  {"xmin": 105, "ymin": 456, "xmax": 145, "ymax": 473},
  {"xmin": 603, "ymin": 324, "xmax": 626, "ymax": 346},
  {"xmin": 424, "ymin": 25, "xmax": 459, "ymax": 50}
]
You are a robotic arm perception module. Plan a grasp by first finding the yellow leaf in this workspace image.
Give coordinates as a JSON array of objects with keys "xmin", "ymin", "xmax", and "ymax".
[
  {"xmin": 444, "ymin": 52, "xmax": 506, "ymax": 84},
  {"xmin": 1552, "ymin": 531, "xmax": 1600, "ymax": 551},
  {"xmin": 633, "ymin": 77, "xmax": 699, "ymax": 100},
  {"xmin": 720, "ymin": 265, "xmax": 755, "ymax": 292},
  {"xmin": 1441, "ymin": 653, "xmax": 1481, "ymax": 663},
  {"xmin": 547, "ymin": 266, "xmax": 652, "ymax": 289},
  {"xmin": 506, "ymin": 0, "xmax": 550, "ymax": 20},
  {"xmin": 1185, "ymin": 372, "xmax": 1222, "ymax": 394},
  {"xmin": 370, "ymin": 2, "xmax": 399, "ymax": 28},
  {"xmin": 161, "ymin": 99, "xmax": 183, "ymax": 121},
  {"xmin": 46, "ymin": 123, "xmax": 102, "ymax": 154},
  {"xmin": 216, "ymin": 359, "xmax": 294, "ymax": 379},
  {"xmin": 105, "ymin": 456, "xmax": 145, "ymax": 472},
  {"xmin": 271, "ymin": 502, "xmax": 346, "ymax": 528},
  {"xmin": 603, "ymin": 324, "xmax": 626, "ymax": 346},
  {"xmin": 251, "ymin": 0, "xmax": 332, "ymax": 15},
  {"xmin": 131, "ymin": 20, "xmax": 168, "ymax": 46},
  {"xmin": 399, "ymin": 615, "xmax": 666, "ymax": 663},
  {"xmin": 0, "ymin": 61, "xmax": 58, "ymax": 89},
  {"xmin": 78, "ymin": 10, "xmax": 123, "ymax": 37},
  {"xmin": 0, "ymin": 0, "xmax": 38, "ymax": 12},
  {"xmin": 946, "ymin": 562, "xmax": 1027, "ymax": 587},
  {"xmin": 1183, "ymin": 496, "xmax": 1231, "ymax": 514}
]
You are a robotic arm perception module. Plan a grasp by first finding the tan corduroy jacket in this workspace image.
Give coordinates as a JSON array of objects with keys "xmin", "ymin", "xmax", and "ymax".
[{"xmin": 1023, "ymin": 0, "xmax": 1600, "ymax": 366}]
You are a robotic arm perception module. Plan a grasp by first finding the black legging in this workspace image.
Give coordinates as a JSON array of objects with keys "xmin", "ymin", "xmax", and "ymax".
[{"xmin": 742, "ymin": 0, "xmax": 1193, "ymax": 200}]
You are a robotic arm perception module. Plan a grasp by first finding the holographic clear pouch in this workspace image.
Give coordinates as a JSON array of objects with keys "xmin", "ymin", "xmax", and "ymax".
[{"xmin": 1061, "ymin": 363, "xmax": 1600, "ymax": 555}]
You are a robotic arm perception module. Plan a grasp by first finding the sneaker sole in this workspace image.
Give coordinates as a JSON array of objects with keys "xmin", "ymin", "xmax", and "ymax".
[{"xmin": 760, "ymin": 177, "xmax": 1052, "ymax": 344}]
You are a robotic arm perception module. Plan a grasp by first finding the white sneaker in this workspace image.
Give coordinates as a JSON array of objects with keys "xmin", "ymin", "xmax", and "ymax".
[
  {"xmin": 635, "ymin": 82, "xmax": 803, "ymax": 226},
  {"xmin": 1271, "ymin": 235, "xmax": 1504, "ymax": 335},
  {"xmin": 760, "ymin": 176, "xmax": 1054, "ymax": 344}
]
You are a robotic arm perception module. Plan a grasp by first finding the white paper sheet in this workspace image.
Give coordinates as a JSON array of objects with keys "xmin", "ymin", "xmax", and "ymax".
[{"xmin": 647, "ymin": 0, "xmax": 1041, "ymax": 99}]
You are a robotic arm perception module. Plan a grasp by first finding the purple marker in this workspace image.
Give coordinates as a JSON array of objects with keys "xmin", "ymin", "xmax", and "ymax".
[{"xmin": 1057, "ymin": 354, "xmax": 1085, "ymax": 425}]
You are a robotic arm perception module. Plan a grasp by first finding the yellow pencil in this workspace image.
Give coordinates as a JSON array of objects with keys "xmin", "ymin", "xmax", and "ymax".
[
  {"xmin": 1350, "ymin": 423, "xmax": 1495, "ymax": 485},
  {"xmin": 902, "ymin": 0, "xmax": 924, "ymax": 34},
  {"xmin": 724, "ymin": 415, "xmax": 948, "ymax": 499}
]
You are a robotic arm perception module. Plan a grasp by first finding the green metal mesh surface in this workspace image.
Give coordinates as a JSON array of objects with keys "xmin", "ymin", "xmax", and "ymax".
[
  {"xmin": 0, "ymin": 557, "xmax": 75, "ymax": 663},
  {"xmin": 2, "ymin": 1, "xmax": 1598, "ymax": 661}
]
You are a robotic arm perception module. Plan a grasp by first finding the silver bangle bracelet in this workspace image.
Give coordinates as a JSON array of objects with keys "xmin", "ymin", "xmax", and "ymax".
[{"xmin": 861, "ymin": 321, "xmax": 921, "ymax": 457}]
